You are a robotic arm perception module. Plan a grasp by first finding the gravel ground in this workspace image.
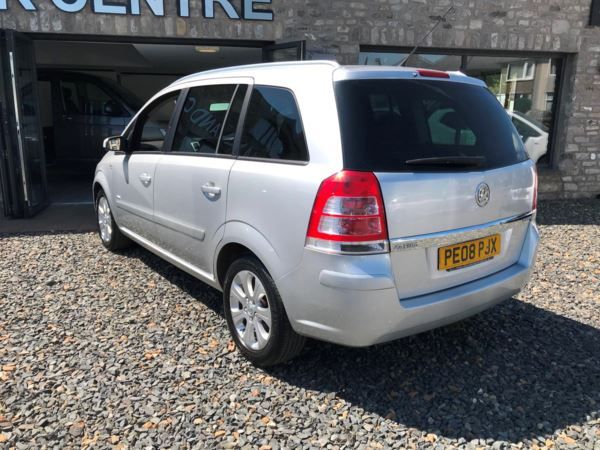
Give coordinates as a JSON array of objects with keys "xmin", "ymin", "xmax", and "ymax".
[{"xmin": 0, "ymin": 200, "xmax": 598, "ymax": 449}]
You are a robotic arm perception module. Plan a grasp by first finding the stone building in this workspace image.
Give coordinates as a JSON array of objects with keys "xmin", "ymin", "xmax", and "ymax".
[{"xmin": 0, "ymin": 0, "xmax": 598, "ymax": 218}]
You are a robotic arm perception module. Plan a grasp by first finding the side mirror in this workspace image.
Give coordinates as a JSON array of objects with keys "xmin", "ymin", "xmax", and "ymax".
[{"xmin": 103, "ymin": 136, "xmax": 128, "ymax": 153}]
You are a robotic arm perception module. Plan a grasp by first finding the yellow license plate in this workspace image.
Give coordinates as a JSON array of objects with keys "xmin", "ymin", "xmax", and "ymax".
[{"xmin": 438, "ymin": 234, "xmax": 501, "ymax": 271}]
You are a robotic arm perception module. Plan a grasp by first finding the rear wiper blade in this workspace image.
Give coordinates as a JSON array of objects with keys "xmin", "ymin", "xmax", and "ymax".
[{"xmin": 404, "ymin": 156, "xmax": 485, "ymax": 167}]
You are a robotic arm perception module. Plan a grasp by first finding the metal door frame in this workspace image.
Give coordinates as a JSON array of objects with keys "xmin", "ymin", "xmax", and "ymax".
[{"xmin": 0, "ymin": 29, "xmax": 49, "ymax": 217}]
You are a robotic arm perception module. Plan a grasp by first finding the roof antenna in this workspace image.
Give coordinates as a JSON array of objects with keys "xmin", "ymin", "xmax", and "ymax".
[{"xmin": 397, "ymin": 6, "xmax": 455, "ymax": 67}]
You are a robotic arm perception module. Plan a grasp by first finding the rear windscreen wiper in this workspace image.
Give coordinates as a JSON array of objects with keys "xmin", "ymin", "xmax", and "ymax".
[{"xmin": 404, "ymin": 156, "xmax": 485, "ymax": 167}]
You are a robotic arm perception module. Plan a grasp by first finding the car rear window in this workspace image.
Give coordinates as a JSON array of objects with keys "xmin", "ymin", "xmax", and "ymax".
[{"xmin": 335, "ymin": 79, "xmax": 528, "ymax": 172}]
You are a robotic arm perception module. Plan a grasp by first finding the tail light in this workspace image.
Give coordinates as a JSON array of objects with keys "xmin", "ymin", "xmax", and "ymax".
[
  {"xmin": 532, "ymin": 165, "xmax": 538, "ymax": 211},
  {"xmin": 306, "ymin": 170, "xmax": 389, "ymax": 254}
]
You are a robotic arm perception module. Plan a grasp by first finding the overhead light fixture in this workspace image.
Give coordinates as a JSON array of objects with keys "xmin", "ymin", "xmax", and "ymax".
[{"xmin": 195, "ymin": 46, "xmax": 220, "ymax": 53}]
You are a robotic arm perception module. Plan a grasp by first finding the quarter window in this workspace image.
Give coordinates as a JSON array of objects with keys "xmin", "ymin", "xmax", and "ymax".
[
  {"xmin": 239, "ymin": 86, "xmax": 308, "ymax": 162},
  {"xmin": 131, "ymin": 91, "xmax": 179, "ymax": 152},
  {"xmin": 172, "ymin": 84, "xmax": 237, "ymax": 154}
]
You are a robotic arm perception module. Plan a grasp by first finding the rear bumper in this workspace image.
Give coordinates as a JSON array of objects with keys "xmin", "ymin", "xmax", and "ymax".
[{"xmin": 276, "ymin": 220, "xmax": 539, "ymax": 347}]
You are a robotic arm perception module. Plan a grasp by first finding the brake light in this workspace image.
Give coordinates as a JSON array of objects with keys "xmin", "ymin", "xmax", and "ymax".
[
  {"xmin": 532, "ymin": 165, "xmax": 538, "ymax": 211},
  {"xmin": 306, "ymin": 171, "xmax": 389, "ymax": 254},
  {"xmin": 417, "ymin": 69, "xmax": 450, "ymax": 79}
]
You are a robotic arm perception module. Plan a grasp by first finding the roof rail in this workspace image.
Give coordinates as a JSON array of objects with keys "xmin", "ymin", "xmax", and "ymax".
[{"xmin": 171, "ymin": 60, "xmax": 340, "ymax": 86}]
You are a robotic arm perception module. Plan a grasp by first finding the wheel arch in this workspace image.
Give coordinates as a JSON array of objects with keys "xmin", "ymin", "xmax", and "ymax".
[
  {"xmin": 215, "ymin": 222, "xmax": 283, "ymax": 290},
  {"xmin": 92, "ymin": 171, "xmax": 111, "ymax": 209}
]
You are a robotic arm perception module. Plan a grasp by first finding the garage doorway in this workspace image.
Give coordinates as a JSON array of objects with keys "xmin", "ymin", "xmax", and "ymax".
[{"xmin": 0, "ymin": 31, "xmax": 305, "ymax": 218}]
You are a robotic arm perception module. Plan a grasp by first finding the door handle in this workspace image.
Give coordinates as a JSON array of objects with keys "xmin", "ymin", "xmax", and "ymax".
[
  {"xmin": 201, "ymin": 183, "xmax": 221, "ymax": 198},
  {"xmin": 139, "ymin": 173, "xmax": 152, "ymax": 186}
]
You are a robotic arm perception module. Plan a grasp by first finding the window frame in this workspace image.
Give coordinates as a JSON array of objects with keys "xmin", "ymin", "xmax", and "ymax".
[
  {"xmin": 234, "ymin": 84, "xmax": 310, "ymax": 165},
  {"xmin": 126, "ymin": 89, "xmax": 183, "ymax": 154}
]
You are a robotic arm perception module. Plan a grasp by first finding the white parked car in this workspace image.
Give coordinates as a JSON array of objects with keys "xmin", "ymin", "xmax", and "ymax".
[
  {"xmin": 507, "ymin": 110, "xmax": 549, "ymax": 163},
  {"xmin": 94, "ymin": 62, "xmax": 539, "ymax": 366}
]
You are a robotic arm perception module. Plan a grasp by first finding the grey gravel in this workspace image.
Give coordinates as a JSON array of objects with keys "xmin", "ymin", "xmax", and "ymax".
[{"xmin": 0, "ymin": 199, "xmax": 599, "ymax": 449}]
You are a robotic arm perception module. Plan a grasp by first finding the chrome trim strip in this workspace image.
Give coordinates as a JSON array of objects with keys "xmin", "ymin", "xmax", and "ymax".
[{"xmin": 390, "ymin": 212, "xmax": 534, "ymax": 252}]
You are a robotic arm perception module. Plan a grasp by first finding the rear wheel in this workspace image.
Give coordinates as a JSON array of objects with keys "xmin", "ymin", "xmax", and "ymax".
[
  {"xmin": 223, "ymin": 256, "xmax": 305, "ymax": 366},
  {"xmin": 95, "ymin": 190, "xmax": 131, "ymax": 251}
]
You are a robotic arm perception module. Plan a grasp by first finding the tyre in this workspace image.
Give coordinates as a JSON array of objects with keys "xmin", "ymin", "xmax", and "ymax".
[
  {"xmin": 95, "ymin": 189, "xmax": 131, "ymax": 251},
  {"xmin": 223, "ymin": 256, "xmax": 306, "ymax": 366}
]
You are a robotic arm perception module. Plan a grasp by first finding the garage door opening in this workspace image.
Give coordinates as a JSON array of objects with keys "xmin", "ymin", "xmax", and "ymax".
[
  {"xmin": 0, "ymin": 31, "xmax": 305, "ymax": 219},
  {"xmin": 36, "ymin": 39, "xmax": 264, "ymax": 206}
]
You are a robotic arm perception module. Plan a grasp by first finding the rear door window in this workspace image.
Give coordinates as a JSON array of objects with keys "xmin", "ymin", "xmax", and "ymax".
[
  {"xmin": 238, "ymin": 86, "xmax": 308, "ymax": 162},
  {"xmin": 172, "ymin": 84, "xmax": 237, "ymax": 154},
  {"xmin": 335, "ymin": 79, "xmax": 528, "ymax": 172}
]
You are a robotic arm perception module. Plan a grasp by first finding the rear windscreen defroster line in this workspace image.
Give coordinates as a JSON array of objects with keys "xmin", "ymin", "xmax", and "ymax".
[{"xmin": 335, "ymin": 79, "xmax": 529, "ymax": 172}]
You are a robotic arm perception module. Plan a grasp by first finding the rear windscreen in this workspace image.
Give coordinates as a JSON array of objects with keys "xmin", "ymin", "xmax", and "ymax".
[{"xmin": 335, "ymin": 79, "xmax": 528, "ymax": 172}]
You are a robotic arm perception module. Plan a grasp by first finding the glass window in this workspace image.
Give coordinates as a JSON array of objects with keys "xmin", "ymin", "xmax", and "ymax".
[
  {"xmin": 512, "ymin": 115, "xmax": 541, "ymax": 141},
  {"xmin": 507, "ymin": 62, "xmax": 536, "ymax": 81},
  {"xmin": 427, "ymin": 107, "xmax": 477, "ymax": 146},
  {"xmin": 132, "ymin": 91, "xmax": 179, "ymax": 152},
  {"xmin": 238, "ymin": 86, "xmax": 308, "ymax": 162},
  {"xmin": 81, "ymin": 81, "xmax": 124, "ymax": 116},
  {"xmin": 59, "ymin": 81, "xmax": 82, "ymax": 114},
  {"xmin": 172, "ymin": 84, "xmax": 237, "ymax": 154},
  {"xmin": 219, "ymin": 85, "xmax": 248, "ymax": 155},
  {"xmin": 335, "ymin": 79, "xmax": 527, "ymax": 172},
  {"xmin": 545, "ymin": 93, "xmax": 554, "ymax": 112}
]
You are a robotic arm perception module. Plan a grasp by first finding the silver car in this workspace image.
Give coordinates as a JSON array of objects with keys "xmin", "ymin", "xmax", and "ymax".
[{"xmin": 94, "ymin": 61, "xmax": 539, "ymax": 366}]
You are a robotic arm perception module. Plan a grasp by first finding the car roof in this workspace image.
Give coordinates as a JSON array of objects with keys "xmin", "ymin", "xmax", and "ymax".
[{"xmin": 169, "ymin": 60, "xmax": 487, "ymax": 88}]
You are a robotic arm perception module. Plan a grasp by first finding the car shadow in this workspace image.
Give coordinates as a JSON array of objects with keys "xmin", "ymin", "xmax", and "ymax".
[
  {"xmin": 269, "ymin": 299, "xmax": 600, "ymax": 443},
  {"xmin": 129, "ymin": 246, "xmax": 599, "ymax": 444}
]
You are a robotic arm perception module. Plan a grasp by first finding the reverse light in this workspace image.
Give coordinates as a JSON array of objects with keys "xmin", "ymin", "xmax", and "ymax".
[{"xmin": 306, "ymin": 171, "xmax": 389, "ymax": 254}]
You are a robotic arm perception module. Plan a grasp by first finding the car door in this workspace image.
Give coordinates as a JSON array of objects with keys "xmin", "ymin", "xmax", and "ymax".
[
  {"xmin": 110, "ymin": 90, "xmax": 181, "ymax": 241},
  {"xmin": 153, "ymin": 81, "xmax": 250, "ymax": 277}
]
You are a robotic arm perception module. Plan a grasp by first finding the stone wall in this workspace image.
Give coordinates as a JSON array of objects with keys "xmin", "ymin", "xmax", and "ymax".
[{"xmin": 1, "ymin": 0, "xmax": 599, "ymax": 198}]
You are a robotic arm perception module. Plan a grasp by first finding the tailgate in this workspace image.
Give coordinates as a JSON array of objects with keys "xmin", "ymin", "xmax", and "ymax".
[{"xmin": 377, "ymin": 161, "xmax": 535, "ymax": 299}]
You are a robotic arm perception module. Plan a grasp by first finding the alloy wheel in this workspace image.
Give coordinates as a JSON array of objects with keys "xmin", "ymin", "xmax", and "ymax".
[
  {"xmin": 229, "ymin": 270, "xmax": 272, "ymax": 351},
  {"xmin": 97, "ymin": 196, "xmax": 113, "ymax": 243}
]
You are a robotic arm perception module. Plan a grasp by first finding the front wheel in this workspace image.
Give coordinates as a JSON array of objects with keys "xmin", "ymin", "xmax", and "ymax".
[
  {"xmin": 223, "ymin": 256, "xmax": 305, "ymax": 366},
  {"xmin": 95, "ymin": 190, "xmax": 131, "ymax": 251}
]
